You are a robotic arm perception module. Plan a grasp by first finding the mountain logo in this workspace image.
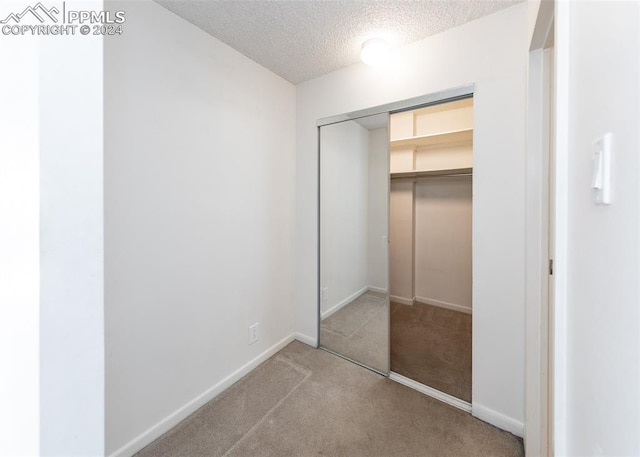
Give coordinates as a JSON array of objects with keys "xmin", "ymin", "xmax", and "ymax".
[{"xmin": 0, "ymin": 2, "xmax": 59, "ymax": 24}]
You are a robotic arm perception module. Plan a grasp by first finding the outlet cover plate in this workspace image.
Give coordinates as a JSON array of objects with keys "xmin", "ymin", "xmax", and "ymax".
[{"xmin": 248, "ymin": 323, "xmax": 259, "ymax": 345}]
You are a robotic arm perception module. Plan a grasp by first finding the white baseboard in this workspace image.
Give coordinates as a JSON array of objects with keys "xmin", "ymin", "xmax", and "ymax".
[
  {"xmin": 108, "ymin": 333, "xmax": 296, "ymax": 457},
  {"xmin": 367, "ymin": 286, "xmax": 388, "ymax": 294},
  {"xmin": 389, "ymin": 372, "xmax": 471, "ymax": 413},
  {"xmin": 472, "ymin": 402, "xmax": 524, "ymax": 437},
  {"xmin": 415, "ymin": 296, "xmax": 472, "ymax": 314},
  {"xmin": 321, "ymin": 286, "xmax": 368, "ymax": 319},
  {"xmin": 390, "ymin": 295, "xmax": 416, "ymax": 306},
  {"xmin": 294, "ymin": 332, "xmax": 317, "ymax": 348}
]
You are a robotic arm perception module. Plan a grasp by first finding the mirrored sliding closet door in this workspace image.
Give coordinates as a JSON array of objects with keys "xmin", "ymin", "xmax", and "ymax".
[{"xmin": 318, "ymin": 113, "xmax": 390, "ymax": 374}]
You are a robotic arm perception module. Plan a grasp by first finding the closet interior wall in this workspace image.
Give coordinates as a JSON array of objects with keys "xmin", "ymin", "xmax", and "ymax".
[{"xmin": 389, "ymin": 98, "xmax": 473, "ymax": 314}]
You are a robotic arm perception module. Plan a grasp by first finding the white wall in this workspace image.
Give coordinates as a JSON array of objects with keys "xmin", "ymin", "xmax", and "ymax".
[
  {"xmin": 104, "ymin": 1, "xmax": 296, "ymax": 455},
  {"xmin": 414, "ymin": 177, "xmax": 472, "ymax": 313},
  {"xmin": 559, "ymin": 2, "xmax": 640, "ymax": 455},
  {"xmin": 39, "ymin": 4, "xmax": 105, "ymax": 454},
  {"xmin": 1, "ymin": 3, "xmax": 105, "ymax": 454},
  {"xmin": 320, "ymin": 121, "xmax": 369, "ymax": 315},
  {"xmin": 295, "ymin": 3, "xmax": 528, "ymax": 433},
  {"xmin": 389, "ymin": 181, "xmax": 415, "ymax": 302},
  {"xmin": 367, "ymin": 128, "xmax": 389, "ymax": 292},
  {"xmin": 0, "ymin": 15, "xmax": 39, "ymax": 456}
]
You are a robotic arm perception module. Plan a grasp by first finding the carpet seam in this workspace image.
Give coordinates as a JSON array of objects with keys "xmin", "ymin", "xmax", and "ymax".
[
  {"xmin": 346, "ymin": 303, "xmax": 387, "ymax": 339},
  {"xmin": 220, "ymin": 371, "xmax": 312, "ymax": 457},
  {"xmin": 273, "ymin": 354, "xmax": 313, "ymax": 377},
  {"xmin": 320, "ymin": 304, "xmax": 385, "ymax": 339}
]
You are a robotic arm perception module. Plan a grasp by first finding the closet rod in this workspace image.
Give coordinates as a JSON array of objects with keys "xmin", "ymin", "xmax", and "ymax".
[
  {"xmin": 391, "ymin": 172, "xmax": 472, "ymax": 181},
  {"xmin": 417, "ymin": 173, "xmax": 472, "ymax": 179}
]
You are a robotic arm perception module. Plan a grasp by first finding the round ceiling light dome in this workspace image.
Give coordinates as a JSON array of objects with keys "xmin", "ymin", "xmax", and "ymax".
[{"xmin": 360, "ymin": 38, "xmax": 390, "ymax": 66}]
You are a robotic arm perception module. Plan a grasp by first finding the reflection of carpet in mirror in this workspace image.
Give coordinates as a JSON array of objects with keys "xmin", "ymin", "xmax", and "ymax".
[
  {"xmin": 320, "ymin": 291, "xmax": 389, "ymax": 373},
  {"xmin": 391, "ymin": 301, "xmax": 472, "ymax": 403}
]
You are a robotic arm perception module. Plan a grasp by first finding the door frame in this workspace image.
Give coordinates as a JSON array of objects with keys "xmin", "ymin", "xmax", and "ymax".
[
  {"xmin": 526, "ymin": 1, "xmax": 569, "ymax": 455},
  {"xmin": 526, "ymin": 3, "xmax": 553, "ymax": 454}
]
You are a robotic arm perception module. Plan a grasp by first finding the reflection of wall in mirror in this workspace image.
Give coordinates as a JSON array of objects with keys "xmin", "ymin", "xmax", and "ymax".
[
  {"xmin": 320, "ymin": 122, "xmax": 389, "ymax": 319},
  {"xmin": 366, "ymin": 127, "xmax": 389, "ymax": 295},
  {"xmin": 320, "ymin": 121, "xmax": 368, "ymax": 317}
]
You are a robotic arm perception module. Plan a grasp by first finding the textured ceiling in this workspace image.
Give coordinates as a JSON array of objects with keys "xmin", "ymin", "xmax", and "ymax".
[{"xmin": 154, "ymin": 0, "xmax": 523, "ymax": 84}]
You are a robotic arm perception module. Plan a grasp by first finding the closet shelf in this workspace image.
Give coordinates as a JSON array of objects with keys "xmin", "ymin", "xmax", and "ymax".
[
  {"xmin": 390, "ymin": 167, "xmax": 472, "ymax": 179},
  {"xmin": 390, "ymin": 128, "xmax": 473, "ymax": 149}
]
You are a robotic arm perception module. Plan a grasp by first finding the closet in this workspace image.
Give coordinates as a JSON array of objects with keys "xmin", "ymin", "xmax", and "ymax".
[{"xmin": 389, "ymin": 98, "xmax": 473, "ymax": 403}]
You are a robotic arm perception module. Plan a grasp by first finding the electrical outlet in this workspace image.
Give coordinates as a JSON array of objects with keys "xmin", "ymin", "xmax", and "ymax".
[
  {"xmin": 322, "ymin": 287, "xmax": 328, "ymax": 301},
  {"xmin": 248, "ymin": 323, "xmax": 259, "ymax": 345}
]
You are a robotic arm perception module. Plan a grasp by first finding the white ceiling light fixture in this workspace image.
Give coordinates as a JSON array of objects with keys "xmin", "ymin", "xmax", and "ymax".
[{"xmin": 360, "ymin": 38, "xmax": 390, "ymax": 66}]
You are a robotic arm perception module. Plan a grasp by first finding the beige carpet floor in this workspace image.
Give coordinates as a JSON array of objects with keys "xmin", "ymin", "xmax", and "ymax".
[
  {"xmin": 320, "ymin": 290, "xmax": 389, "ymax": 373},
  {"xmin": 135, "ymin": 341, "xmax": 522, "ymax": 457},
  {"xmin": 391, "ymin": 301, "xmax": 472, "ymax": 402}
]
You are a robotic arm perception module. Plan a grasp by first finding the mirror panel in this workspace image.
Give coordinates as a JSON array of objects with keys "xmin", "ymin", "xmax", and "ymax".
[{"xmin": 319, "ymin": 113, "xmax": 390, "ymax": 374}]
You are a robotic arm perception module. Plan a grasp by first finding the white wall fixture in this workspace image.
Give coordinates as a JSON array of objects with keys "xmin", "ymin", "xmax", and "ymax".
[
  {"xmin": 360, "ymin": 38, "xmax": 389, "ymax": 66},
  {"xmin": 248, "ymin": 323, "xmax": 259, "ymax": 345},
  {"xmin": 592, "ymin": 133, "xmax": 612, "ymax": 205}
]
